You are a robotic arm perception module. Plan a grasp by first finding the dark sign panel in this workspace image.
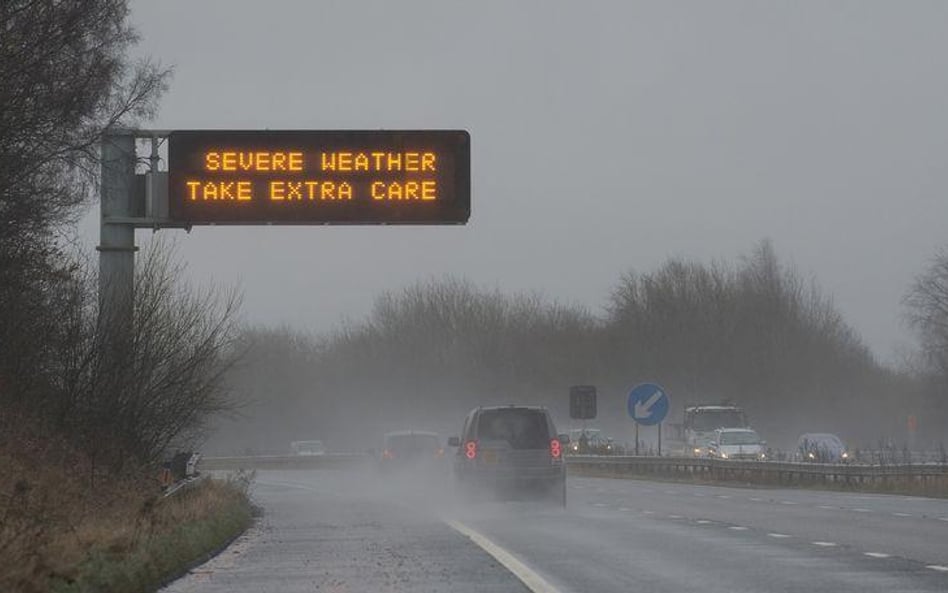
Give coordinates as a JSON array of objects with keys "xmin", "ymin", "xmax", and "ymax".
[
  {"xmin": 569, "ymin": 385, "xmax": 597, "ymax": 420},
  {"xmin": 167, "ymin": 130, "xmax": 470, "ymax": 225}
]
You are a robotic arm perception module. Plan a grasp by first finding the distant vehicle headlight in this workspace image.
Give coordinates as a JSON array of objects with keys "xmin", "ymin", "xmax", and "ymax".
[
  {"xmin": 807, "ymin": 452, "xmax": 816, "ymax": 459},
  {"xmin": 720, "ymin": 452, "xmax": 728, "ymax": 459},
  {"xmin": 841, "ymin": 452, "xmax": 849, "ymax": 459},
  {"xmin": 693, "ymin": 447, "xmax": 702, "ymax": 455},
  {"xmin": 571, "ymin": 443, "xmax": 579, "ymax": 451},
  {"xmin": 759, "ymin": 453, "xmax": 766, "ymax": 460}
]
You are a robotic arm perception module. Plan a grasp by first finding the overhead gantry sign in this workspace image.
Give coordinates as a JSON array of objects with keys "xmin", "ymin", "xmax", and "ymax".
[{"xmin": 167, "ymin": 130, "xmax": 470, "ymax": 225}]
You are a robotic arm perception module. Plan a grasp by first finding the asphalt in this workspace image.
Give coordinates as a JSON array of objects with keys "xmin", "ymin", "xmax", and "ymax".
[{"xmin": 163, "ymin": 468, "xmax": 948, "ymax": 593}]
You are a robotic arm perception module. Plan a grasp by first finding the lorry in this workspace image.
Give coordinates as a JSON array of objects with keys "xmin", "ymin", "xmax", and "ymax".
[{"xmin": 679, "ymin": 405, "xmax": 749, "ymax": 456}]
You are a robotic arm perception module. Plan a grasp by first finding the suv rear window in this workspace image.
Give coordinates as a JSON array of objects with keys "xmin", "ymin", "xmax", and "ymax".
[{"xmin": 476, "ymin": 409, "xmax": 550, "ymax": 449}]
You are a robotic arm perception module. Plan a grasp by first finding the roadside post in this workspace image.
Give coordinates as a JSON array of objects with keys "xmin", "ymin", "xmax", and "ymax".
[
  {"xmin": 627, "ymin": 383, "xmax": 670, "ymax": 456},
  {"xmin": 569, "ymin": 385, "xmax": 597, "ymax": 451}
]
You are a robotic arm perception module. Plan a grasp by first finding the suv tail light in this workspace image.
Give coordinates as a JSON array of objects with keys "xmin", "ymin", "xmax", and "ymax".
[
  {"xmin": 464, "ymin": 440, "xmax": 478, "ymax": 460},
  {"xmin": 550, "ymin": 439, "xmax": 562, "ymax": 460}
]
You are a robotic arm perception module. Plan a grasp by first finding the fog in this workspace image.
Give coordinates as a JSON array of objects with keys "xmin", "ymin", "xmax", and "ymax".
[{"xmin": 81, "ymin": 2, "xmax": 948, "ymax": 455}]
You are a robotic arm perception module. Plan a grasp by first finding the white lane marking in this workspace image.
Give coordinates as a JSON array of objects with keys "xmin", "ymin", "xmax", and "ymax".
[
  {"xmin": 939, "ymin": 517, "xmax": 948, "ymax": 522},
  {"xmin": 641, "ymin": 510, "xmax": 654, "ymax": 515},
  {"xmin": 767, "ymin": 533, "xmax": 791, "ymax": 539},
  {"xmin": 695, "ymin": 520, "xmax": 712, "ymax": 524},
  {"xmin": 592, "ymin": 503, "xmax": 608, "ymax": 508},
  {"xmin": 668, "ymin": 514, "xmax": 683, "ymax": 519},
  {"xmin": 892, "ymin": 512, "xmax": 912, "ymax": 517},
  {"xmin": 748, "ymin": 497, "xmax": 763, "ymax": 502},
  {"xmin": 780, "ymin": 501, "xmax": 797, "ymax": 505},
  {"xmin": 728, "ymin": 526, "xmax": 748, "ymax": 531},
  {"xmin": 926, "ymin": 565, "xmax": 948, "ymax": 572},
  {"xmin": 852, "ymin": 508, "xmax": 871, "ymax": 513},
  {"xmin": 446, "ymin": 520, "xmax": 561, "ymax": 593},
  {"xmin": 812, "ymin": 541, "xmax": 837, "ymax": 547},
  {"xmin": 818, "ymin": 505, "xmax": 836, "ymax": 510},
  {"xmin": 618, "ymin": 507, "xmax": 632, "ymax": 512},
  {"xmin": 717, "ymin": 495, "xmax": 731, "ymax": 499},
  {"xmin": 864, "ymin": 552, "xmax": 890, "ymax": 558}
]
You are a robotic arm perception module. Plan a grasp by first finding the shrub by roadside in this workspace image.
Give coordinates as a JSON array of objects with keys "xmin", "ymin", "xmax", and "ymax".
[
  {"xmin": 52, "ymin": 477, "xmax": 254, "ymax": 593},
  {"xmin": 0, "ymin": 410, "xmax": 254, "ymax": 593}
]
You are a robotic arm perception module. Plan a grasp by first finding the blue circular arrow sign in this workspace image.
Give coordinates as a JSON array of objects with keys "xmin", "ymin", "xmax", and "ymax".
[{"xmin": 627, "ymin": 383, "xmax": 669, "ymax": 426}]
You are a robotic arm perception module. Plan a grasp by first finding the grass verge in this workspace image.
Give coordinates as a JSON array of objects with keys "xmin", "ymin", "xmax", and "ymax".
[{"xmin": 49, "ymin": 476, "xmax": 255, "ymax": 593}]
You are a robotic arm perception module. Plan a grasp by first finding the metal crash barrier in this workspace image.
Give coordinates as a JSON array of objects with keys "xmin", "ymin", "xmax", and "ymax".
[{"xmin": 565, "ymin": 455, "xmax": 948, "ymax": 495}]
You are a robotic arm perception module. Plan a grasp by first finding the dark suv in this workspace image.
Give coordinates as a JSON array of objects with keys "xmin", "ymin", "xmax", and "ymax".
[{"xmin": 449, "ymin": 405, "xmax": 567, "ymax": 505}]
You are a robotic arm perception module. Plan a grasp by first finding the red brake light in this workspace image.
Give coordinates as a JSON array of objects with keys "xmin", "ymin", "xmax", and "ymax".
[
  {"xmin": 464, "ymin": 441, "xmax": 477, "ymax": 459},
  {"xmin": 550, "ymin": 439, "xmax": 562, "ymax": 459}
]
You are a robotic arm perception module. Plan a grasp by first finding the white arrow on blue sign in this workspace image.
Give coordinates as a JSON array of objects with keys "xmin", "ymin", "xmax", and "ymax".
[{"xmin": 627, "ymin": 383, "xmax": 670, "ymax": 426}]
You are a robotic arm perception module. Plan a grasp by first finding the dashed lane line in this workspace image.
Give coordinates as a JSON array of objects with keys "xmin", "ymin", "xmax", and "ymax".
[
  {"xmin": 728, "ymin": 526, "xmax": 748, "ymax": 531},
  {"xmin": 695, "ymin": 520, "xmax": 712, "ymax": 524},
  {"xmin": 667, "ymin": 514, "xmax": 683, "ymax": 519},
  {"xmin": 812, "ymin": 542, "xmax": 837, "ymax": 547},
  {"xmin": 446, "ymin": 520, "xmax": 561, "ymax": 593},
  {"xmin": 852, "ymin": 508, "xmax": 872, "ymax": 513},
  {"xmin": 864, "ymin": 552, "xmax": 890, "ymax": 559},
  {"xmin": 767, "ymin": 533, "xmax": 791, "ymax": 539},
  {"xmin": 892, "ymin": 512, "xmax": 912, "ymax": 517}
]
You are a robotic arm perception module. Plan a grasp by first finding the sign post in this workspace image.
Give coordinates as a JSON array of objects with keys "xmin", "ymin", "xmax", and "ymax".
[{"xmin": 627, "ymin": 383, "xmax": 670, "ymax": 456}]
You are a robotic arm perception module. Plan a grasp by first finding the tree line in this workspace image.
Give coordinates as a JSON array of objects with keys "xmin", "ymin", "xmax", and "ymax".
[{"xmin": 216, "ymin": 241, "xmax": 948, "ymax": 454}]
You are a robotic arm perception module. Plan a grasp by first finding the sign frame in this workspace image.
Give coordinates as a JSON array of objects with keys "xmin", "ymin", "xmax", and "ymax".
[
  {"xmin": 570, "ymin": 385, "xmax": 598, "ymax": 420},
  {"xmin": 166, "ymin": 129, "xmax": 471, "ymax": 226}
]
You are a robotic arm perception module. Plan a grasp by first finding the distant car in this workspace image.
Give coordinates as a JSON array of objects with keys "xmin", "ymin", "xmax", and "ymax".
[
  {"xmin": 290, "ymin": 440, "xmax": 326, "ymax": 456},
  {"xmin": 379, "ymin": 430, "xmax": 445, "ymax": 472},
  {"xmin": 449, "ymin": 405, "xmax": 567, "ymax": 506},
  {"xmin": 566, "ymin": 428, "xmax": 616, "ymax": 455},
  {"xmin": 796, "ymin": 433, "xmax": 849, "ymax": 463},
  {"xmin": 707, "ymin": 428, "xmax": 767, "ymax": 460}
]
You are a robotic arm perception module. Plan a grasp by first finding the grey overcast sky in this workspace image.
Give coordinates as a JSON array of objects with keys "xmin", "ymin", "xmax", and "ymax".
[{"xmin": 83, "ymin": 1, "xmax": 948, "ymax": 362}]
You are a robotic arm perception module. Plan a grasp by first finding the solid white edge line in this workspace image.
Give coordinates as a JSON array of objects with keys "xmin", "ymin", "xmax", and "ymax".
[
  {"xmin": 446, "ymin": 520, "xmax": 562, "ymax": 593},
  {"xmin": 926, "ymin": 565, "xmax": 948, "ymax": 572}
]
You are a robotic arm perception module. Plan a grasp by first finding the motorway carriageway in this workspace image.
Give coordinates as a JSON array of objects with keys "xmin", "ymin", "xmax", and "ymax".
[{"xmin": 162, "ymin": 469, "xmax": 948, "ymax": 593}]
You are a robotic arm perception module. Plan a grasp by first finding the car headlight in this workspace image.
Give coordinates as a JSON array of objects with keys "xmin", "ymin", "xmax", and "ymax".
[
  {"xmin": 720, "ymin": 452, "xmax": 728, "ymax": 459},
  {"xmin": 571, "ymin": 444, "xmax": 579, "ymax": 451},
  {"xmin": 841, "ymin": 452, "xmax": 849, "ymax": 459},
  {"xmin": 759, "ymin": 453, "xmax": 766, "ymax": 460},
  {"xmin": 693, "ymin": 448, "xmax": 702, "ymax": 455},
  {"xmin": 807, "ymin": 452, "xmax": 815, "ymax": 459}
]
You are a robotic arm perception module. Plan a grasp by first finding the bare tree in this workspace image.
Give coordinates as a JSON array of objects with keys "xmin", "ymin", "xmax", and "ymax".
[
  {"xmin": 0, "ymin": 0, "xmax": 170, "ymax": 411},
  {"xmin": 58, "ymin": 239, "xmax": 242, "ymax": 472}
]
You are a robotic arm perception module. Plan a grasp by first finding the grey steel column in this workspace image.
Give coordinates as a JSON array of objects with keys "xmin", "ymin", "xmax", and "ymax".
[{"xmin": 98, "ymin": 131, "xmax": 137, "ymax": 330}]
